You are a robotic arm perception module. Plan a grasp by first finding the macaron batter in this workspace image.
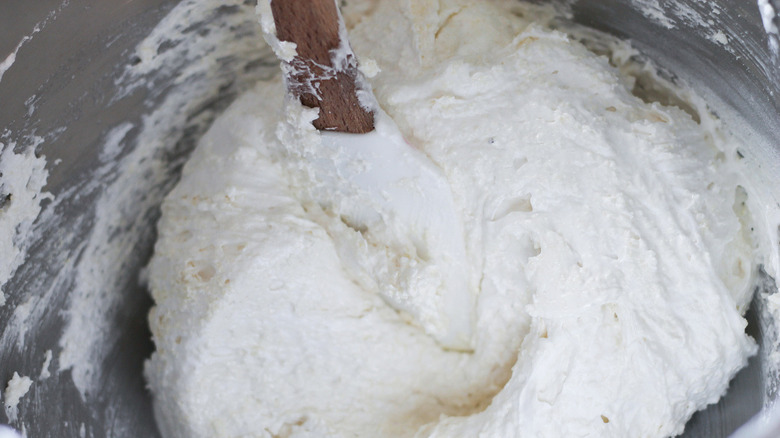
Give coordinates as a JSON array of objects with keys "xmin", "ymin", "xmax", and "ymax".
[{"xmin": 145, "ymin": 1, "xmax": 758, "ymax": 437}]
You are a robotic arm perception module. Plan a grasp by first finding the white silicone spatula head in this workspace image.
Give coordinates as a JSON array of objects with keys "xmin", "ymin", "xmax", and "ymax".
[{"xmin": 261, "ymin": 0, "xmax": 474, "ymax": 351}]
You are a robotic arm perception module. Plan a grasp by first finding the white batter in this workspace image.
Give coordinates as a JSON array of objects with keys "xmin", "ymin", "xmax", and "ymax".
[
  {"xmin": 3, "ymin": 372, "xmax": 32, "ymax": 424},
  {"xmin": 146, "ymin": 1, "xmax": 758, "ymax": 437}
]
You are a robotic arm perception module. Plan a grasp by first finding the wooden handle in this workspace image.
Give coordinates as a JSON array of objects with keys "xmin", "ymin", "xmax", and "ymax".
[{"xmin": 271, "ymin": 0, "xmax": 375, "ymax": 133}]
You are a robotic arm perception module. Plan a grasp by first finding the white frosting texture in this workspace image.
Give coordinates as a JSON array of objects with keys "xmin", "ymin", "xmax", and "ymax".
[
  {"xmin": 0, "ymin": 140, "xmax": 51, "ymax": 308},
  {"xmin": 146, "ymin": 1, "xmax": 758, "ymax": 437},
  {"xmin": 0, "ymin": 425, "xmax": 22, "ymax": 438},
  {"xmin": 3, "ymin": 372, "xmax": 32, "ymax": 424}
]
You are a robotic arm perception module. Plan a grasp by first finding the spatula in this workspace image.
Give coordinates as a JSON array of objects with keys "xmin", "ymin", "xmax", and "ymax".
[{"xmin": 261, "ymin": 0, "xmax": 474, "ymax": 351}]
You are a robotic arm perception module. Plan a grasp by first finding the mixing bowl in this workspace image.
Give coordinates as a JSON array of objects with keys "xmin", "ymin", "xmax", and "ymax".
[{"xmin": 1, "ymin": 0, "xmax": 778, "ymax": 437}]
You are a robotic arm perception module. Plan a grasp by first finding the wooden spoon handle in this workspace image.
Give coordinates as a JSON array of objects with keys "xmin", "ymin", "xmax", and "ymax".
[{"xmin": 270, "ymin": 0, "xmax": 375, "ymax": 133}]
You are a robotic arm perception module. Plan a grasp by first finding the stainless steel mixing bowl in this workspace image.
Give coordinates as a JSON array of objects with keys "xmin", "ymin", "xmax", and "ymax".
[{"xmin": 0, "ymin": 0, "xmax": 778, "ymax": 437}]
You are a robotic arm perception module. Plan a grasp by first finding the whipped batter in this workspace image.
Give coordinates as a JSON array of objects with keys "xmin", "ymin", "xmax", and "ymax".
[
  {"xmin": 3, "ymin": 372, "xmax": 32, "ymax": 424},
  {"xmin": 146, "ymin": 1, "xmax": 758, "ymax": 437}
]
